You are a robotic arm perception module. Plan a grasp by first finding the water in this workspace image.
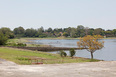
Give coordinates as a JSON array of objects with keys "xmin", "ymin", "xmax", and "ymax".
[{"xmin": 30, "ymin": 39, "xmax": 116, "ymax": 61}]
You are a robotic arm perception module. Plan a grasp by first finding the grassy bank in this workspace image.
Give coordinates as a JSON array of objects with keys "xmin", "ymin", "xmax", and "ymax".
[
  {"xmin": 7, "ymin": 38, "xmax": 50, "ymax": 47},
  {"xmin": 0, "ymin": 47, "xmax": 99, "ymax": 65}
]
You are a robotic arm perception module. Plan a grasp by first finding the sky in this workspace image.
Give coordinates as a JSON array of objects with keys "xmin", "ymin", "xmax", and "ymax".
[{"xmin": 0, "ymin": 0, "xmax": 116, "ymax": 30}]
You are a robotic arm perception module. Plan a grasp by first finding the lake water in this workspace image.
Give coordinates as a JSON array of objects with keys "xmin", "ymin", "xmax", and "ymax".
[{"xmin": 31, "ymin": 39, "xmax": 116, "ymax": 61}]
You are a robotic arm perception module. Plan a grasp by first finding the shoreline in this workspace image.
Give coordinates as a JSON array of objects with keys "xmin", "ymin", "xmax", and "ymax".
[
  {"xmin": 22, "ymin": 37, "xmax": 116, "ymax": 40},
  {"xmin": 7, "ymin": 46, "xmax": 85, "ymax": 51}
]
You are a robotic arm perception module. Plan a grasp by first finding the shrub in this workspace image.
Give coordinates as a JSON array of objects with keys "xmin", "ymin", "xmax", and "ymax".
[
  {"xmin": 39, "ymin": 34, "xmax": 47, "ymax": 38},
  {"xmin": 17, "ymin": 43, "xmax": 26, "ymax": 47},
  {"xmin": 60, "ymin": 50, "xmax": 67, "ymax": 57},
  {"xmin": 16, "ymin": 57, "xmax": 29, "ymax": 60},
  {"xmin": 69, "ymin": 48, "xmax": 76, "ymax": 58},
  {"xmin": 0, "ymin": 32, "xmax": 8, "ymax": 45}
]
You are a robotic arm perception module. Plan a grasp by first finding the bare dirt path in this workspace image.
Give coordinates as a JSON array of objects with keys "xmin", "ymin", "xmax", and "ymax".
[{"xmin": 0, "ymin": 59, "xmax": 116, "ymax": 77}]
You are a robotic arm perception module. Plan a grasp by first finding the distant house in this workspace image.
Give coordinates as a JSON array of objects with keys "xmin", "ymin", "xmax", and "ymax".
[{"xmin": 59, "ymin": 32, "xmax": 63, "ymax": 36}]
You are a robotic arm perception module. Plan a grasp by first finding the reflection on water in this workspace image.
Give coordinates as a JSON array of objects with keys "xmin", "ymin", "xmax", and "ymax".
[{"xmin": 30, "ymin": 39, "xmax": 116, "ymax": 61}]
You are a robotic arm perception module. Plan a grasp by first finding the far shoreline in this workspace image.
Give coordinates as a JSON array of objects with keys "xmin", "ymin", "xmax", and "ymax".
[{"xmin": 21, "ymin": 37, "xmax": 116, "ymax": 40}]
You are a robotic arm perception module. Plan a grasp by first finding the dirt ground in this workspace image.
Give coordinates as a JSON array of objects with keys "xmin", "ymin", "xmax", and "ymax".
[{"xmin": 0, "ymin": 59, "xmax": 116, "ymax": 77}]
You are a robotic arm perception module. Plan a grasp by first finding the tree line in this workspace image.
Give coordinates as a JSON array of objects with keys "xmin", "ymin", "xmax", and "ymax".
[{"xmin": 0, "ymin": 25, "xmax": 116, "ymax": 39}]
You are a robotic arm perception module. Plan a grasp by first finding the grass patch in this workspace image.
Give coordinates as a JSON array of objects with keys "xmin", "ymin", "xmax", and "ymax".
[
  {"xmin": 7, "ymin": 38, "xmax": 28, "ymax": 43},
  {"xmin": 7, "ymin": 38, "xmax": 50, "ymax": 47},
  {"xmin": 0, "ymin": 47, "xmax": 100, "ymax": 65}
]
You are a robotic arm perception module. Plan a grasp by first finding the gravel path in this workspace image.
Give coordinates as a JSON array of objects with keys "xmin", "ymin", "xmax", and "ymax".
[{"xmin": 0, "ymin": 59, "xmax": 116, "ymax": 77}]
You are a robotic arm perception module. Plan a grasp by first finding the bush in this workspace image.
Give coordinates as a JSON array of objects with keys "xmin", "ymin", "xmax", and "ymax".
[
  {"xmin": 69, "ymin": 48, "xmax": 76, "ymax": 58},
  {"xmin": 39, "ymin": 34, "xmax": 47, "ymax": 38},
  {"xmin": 60, "ymin": 50, "xmax": 67, "ymax": 57},
  {"xmin": 17, "ymin": 43, "xmax": 27, "ymax": 47},
  {"xmin": 16, "ymin": 57, "xmax": 29, "ymax": 61},
  {"xmin": 0, "ymin": 33, "xmax": 8, "ymax": 45}
]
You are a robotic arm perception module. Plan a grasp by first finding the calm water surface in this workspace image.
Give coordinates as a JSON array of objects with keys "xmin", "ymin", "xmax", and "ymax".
[{"xmin": 31, "ymin": 39, "xmax": 116, "ymax": 61}]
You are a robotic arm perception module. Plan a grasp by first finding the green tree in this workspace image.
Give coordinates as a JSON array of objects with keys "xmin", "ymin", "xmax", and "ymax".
[
  {"xmin": 69, "ymin": 48, "xmax": 76, "ymax": 58},
  {"xmin": 88, "ymin": 28, "xmax": 94, "ymax": 35},
  {"xmin": 105, "ymin": 30, "xmax": 113, "ymax": 37},
  {"xmin": 113, "ymin": 29, "xmax": 116, "ymax": 37},
  {"xmin": 47, "ymin": 27, "xmax": 52, "ymax": 32},
  {"xmin": 94, "ymin": 28, "xmax": 105, "ymax": 36},
  {"xmin": 0, "ymin": 27, "xmax": 14, "ymax": 38},
  {"xmin": 0, "ymin": 32, "xmax": 8, "ymax": 45},
  {"xmin": 63, "ymin": 32, "xmax": 69, "ymax": 37},
  {"xmin": 13, "ymin": 26, "xmax": 25, "ymax": 37},
  {"xmin": 76, "ymin": 25, "xmax": 85, "ymax": 37},
  {"xmin": 25, "ymin": 28, "xmax": 37, "ymax": 37},
  {"xmin": 77, "ymin": 35, "xmax": 104, "ymax": 59},
  {"xmin": 70, "ymin": 28, "xmax": 77, "ymax": 38},
  {"xmin": 65, "ymin": 27, "xmax": 71, "ymax": 37},
  {"xmin": 38, "ymin": 26, "xmax": 44, "ymax": 34}
]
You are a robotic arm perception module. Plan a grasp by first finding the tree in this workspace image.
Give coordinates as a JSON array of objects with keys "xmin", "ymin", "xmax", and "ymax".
[
  {"xmin": 85, "ymin": 27, "xmax": 89, "ymax": 35},
  {"xmin": 13, "ymin": 26, "xmax": 25, "ymax": 37},
  {"xmin": 88, "ymin": 28, "xmax": 94, "ymax": 35},
  {"xmin": 46, "ymin": 27, "xmax": 52, "ymax": 32},
  {"xmin": 94, "ymin": 28, "xmax": 105, "ymax": 36},
  {"xmin": 77, "ymin": 35, "xmax": 104, "ymax": 59},
  {"xmin": 76, "ymin": 25, "xmax": 85, "ymax": 37},
  {"xmin": 69, "ymin": 48, "xmax": 76, "ymax": 58},
  {"xmin": 70, "ymin": 28, "xmax": 77, "ymax": 38},
  {"xmin": 65, "ymin": 27, "xmax": 71, "ymax": 37},
  {"xmin": 0, "ymin": 32, "xmax": 8, "ymax": 45},
  {"xmin": 0, "ymin": 27, "xmax": 14, "ymax": 38},
  {"xmin": 38, "ymin": 26, "xmax": 44, "ymax": 34},
  {"xmin": 63, "ymin": 32, "xmax": 69, "ymax": 37},
  {"xmin": 25, "ymin": 28, "xmax": 37, "ymax": 37},
  {"xmin": 113, "ymin": 29, "xmax": 116, "ymax": 37},
  {"xmin": 105, "ymin": 30, "xmax": 113, "ymax": 37}
]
